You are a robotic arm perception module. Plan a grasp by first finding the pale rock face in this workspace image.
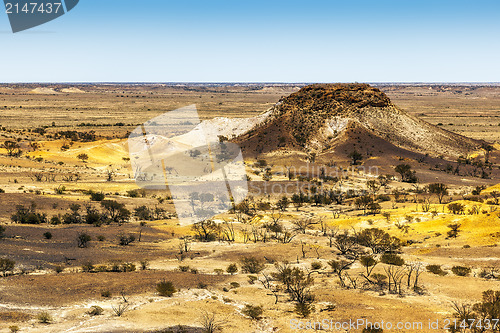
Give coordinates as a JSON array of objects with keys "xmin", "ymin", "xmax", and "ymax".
[
  {"xmin": 327, "ymin": 117, "xmax": 350, "ymax": 135},
  {"xmin": 308, "ymin": 116, "xmax": 351, "ymax": 152},
  {"xmin": 174, "ymin": 109, "xmax": 272, "ymax": 147}
]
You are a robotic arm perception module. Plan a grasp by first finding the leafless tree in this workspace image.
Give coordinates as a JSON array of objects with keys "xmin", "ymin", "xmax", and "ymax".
[
  {"xmin": 3, "ymin": 141, "xmax": 22, "ymax": 157},
  {"xmin": 62, "ymin": 173, "xmax": 81, "ymax": 182},
  {"xmin": 269, "ymin": 207, "xmax": 283, "ymax": 225},
  {"xmin": 319, "ymin": 217, "xmax": 327, "ymax": 235},
  {"xmin": 221, "ymin": 220, "xmax": 235, "ymax": 243},
  {"xmin": 251, "ymin": 226, "xmax": 260, "ymax": 243},
  {"xmin": 300, "ymin": 241, "xmax": 308, "ymax": 259},
  {"xmin": 178, "ymin": 237, "xmax": 191, "ymax": 254},
  {"xmin": 279, "ymin": 226, "xmax": 297, "ymax": 244},
  {"xmin": 421, "ymin": 196, "xmax": 431, "ymax": 212},
  {"xmin": 406, "ymin": 262, "xmax": 424, "ymax": 291},
  {"xmin": 235, "ymin": 210, "xmax": 246, "ymax": 223},
  {"xmin": 451, "ymin": 302, "xmax": 475, "ymax": 326},
  {"xmin": 326, "ymin": 227, "xmax": 339, "ymax": 248},
  {"xmin": 240, "ymin": 228, "xmax": 251, "ymax": 243},
  {"xmin": 384, "ymin": 265, "xmax": 406, "ymax": 295},
  {"xmin": 310, "ymin": 244, "xmax": 321, "ymax": 259},
  {"xmin": 30, "ymin": 172, "xmax": 45, "ymax": 182},
  {"xmin": 260, "ymin": 273, "xmax": 283, "ymax": 304},
  {"xmin": 45, "ymin": 173, "xmax": 57, "ymax": 182},
  {"xmin": 292, "ymin": 217, "xmax": 318, "ymax": 234},
  {"xmin": 344, "ymin": 272, "xmax": 359, "ymax": 289},
  {"xmin": 199, "ymin": 311, "xmax": 224, "ymax": 333},
  {"xmin": 111, "ymin": 303, "xmax": 130, "ymax": 317}
]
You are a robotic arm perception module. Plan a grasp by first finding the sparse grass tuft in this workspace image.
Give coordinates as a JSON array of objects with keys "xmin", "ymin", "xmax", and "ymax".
[{"xmin": 37, "ymin": 311, "xmax": 52, "ymax": 324}]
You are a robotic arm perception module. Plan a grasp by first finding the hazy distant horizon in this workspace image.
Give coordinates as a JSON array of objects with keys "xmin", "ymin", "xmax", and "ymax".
[{"xmin": 2, "ymin": 82, "xmax": 500, "ymax": 86}]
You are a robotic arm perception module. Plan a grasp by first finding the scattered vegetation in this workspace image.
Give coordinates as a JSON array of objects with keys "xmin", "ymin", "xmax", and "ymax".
[
  {"xmin": 37, "ymin": 311, "xmax": 52, "ymax": 324},
  {"xmin": 156, "ymin": 280, "xmax": 177, "ymax": 297},
  {"xmin": 426, "ymin": 265, "xmax": 447, "ymax": 276},
  {"xmin": 240, "ymin": 256, "xmax": 265, "ymax": 274},
  {"xmin": 0, "ymin": 257, "xmax": 15, "ymax": 276},
  {"xmin": 452, "ymin": 266, "xmax": 471, "ymax": 277},
  {"xmin": 242, "ymin": 304, "xmax": 264, "ymax": 320}
]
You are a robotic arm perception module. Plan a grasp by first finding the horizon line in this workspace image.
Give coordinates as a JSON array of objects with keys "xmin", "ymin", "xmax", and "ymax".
[{"xmin": 2, "ymin": 82, "xmax": 500, "ymax": 86}]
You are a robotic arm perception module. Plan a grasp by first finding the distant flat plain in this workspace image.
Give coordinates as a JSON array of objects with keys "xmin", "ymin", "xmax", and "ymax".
[{"xmin": 0, "ymin": 83, "xmax": 499, "ymax": 142}]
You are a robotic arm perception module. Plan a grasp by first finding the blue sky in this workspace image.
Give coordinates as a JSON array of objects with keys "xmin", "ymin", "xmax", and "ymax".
[{"xmin": 0, "ymin": 0, "xmax": 499, "ymax": 82}]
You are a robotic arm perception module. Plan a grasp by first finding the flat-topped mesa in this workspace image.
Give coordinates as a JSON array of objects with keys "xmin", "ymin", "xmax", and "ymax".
[
  {"xmin": 235, "ymin": 83, "xmax": 482, "ymax": 158},
  {"xmin": 277, "ymin": 83, "xmax": 391, "ymax": 113}
]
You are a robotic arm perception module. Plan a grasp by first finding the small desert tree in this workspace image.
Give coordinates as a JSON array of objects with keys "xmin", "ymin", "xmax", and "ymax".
[
  {"xmin": 2, "ymin": 141, "xmax": 22, "ymax": 157},
  {"xmin": 356, "ymin": 228, "xmax": 402, "ymax": 254},
  {"xmin": 101, "ymin": 200, "xmax": 130, "ymax": 224},
  {"xmin": 118, "ymin": 234, "xmax": 136, "ymax": 246},
  {"xmin": 77, "ymin": 153, "xmax": 89, "ymax": 163},
  {"xmin": 366, "ymin": 180, "xmax": 381, "ymax": 199},
  {"xmin": 242, "ymin": 305, "xmax": 264, "ymax": 320},
  {"xmin": 395, "ymin": 164, "xmax": 417, "ymax": 183},
  {"xmin": 106, "ymin": 169, "xmax": 115, "ymax": 182},
  {"xmin": 291, "ymin": 218, "xmax": 317, "ymax": 234},
  {"xmin": 192, "ymin": 220, "xmax": 219, "ymax": 242},
  {"xmin": 359, "ymin": 255, "xmax": 378, "ymax": 282},
  {"xmin": 489, "ymin": 191, "xmax": 499, "ymax": 205},
  {"xmin": 277, "ymin": 196, "xmax": 289, "ymax": 211},
  {"xmin": 355, "ymin": 195, "xmax": 373, "ymax": 215},
  {"xmin": 77, "ymin": 232, "xmax": 91, "ymax": 248},
  {"xmin": 240, "ymin": 256, "xmax": 265, "ymax": 274},
  {"xmin": 89, "ymin": 191, "xmax": 105, "ymax": 201},
  {"xmin": 272, "ymin": 263, "xmax": 315, "ymax": 316},
  {"xmin": 295, "ymin": 302, "xmax": 315, "ymax": 318},
  {"xmin": 448, "ymin": 202, "xmax": 465, "ymax": 214},
  {"xmin": 37, "ymin": 312, "xmax": 52, "ymax": 324},
  {"xmin": 0, "ymin": 257, "xmax": 15, "ymax": 276},
  {"xmin": 333, "ymin": 232, "xmax": 359, "ymax": 256},
  {"xmin": 428, "ymin": 183, "xmax": 448, "ymax": 204},
  {"xmin": 381, "ymin": 253, "xmax": 405, "ymax": 266},
  {"xmin": 348, "ymin": 150, "xmax": 363, "ymax": 165},
  {"xmin": 447, "ymin": 223, "xmax": 461, "ymax": 238},
  {"xmin": 328, "ymin": 259, "xmax": 354, "ymax": 288},
  {"xmin": 291, "ymin": 194, "xmax": 304, "ymax": 211}
]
